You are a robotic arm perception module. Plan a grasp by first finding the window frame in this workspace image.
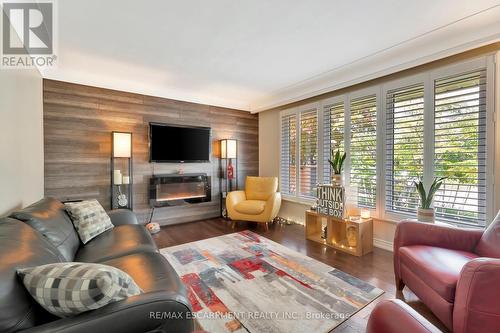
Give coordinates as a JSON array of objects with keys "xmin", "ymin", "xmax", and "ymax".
[
  {"xmin": 428, "ymin": 57, "xmax": 494, "ymax": 226},
  {"xmin": 381, "ymin": 73, "xmax": 428, "ymax": 222},
  {"xmin": 347, "ymin": 86, "xmax": 381, "ymax": 214},
  {"xmin": 321, "ymin": 95, "xmax": 348, "ymax": 185},
  {"xmin": 279, "ymin": 102, "xmax": 319, "ymax": 203}
]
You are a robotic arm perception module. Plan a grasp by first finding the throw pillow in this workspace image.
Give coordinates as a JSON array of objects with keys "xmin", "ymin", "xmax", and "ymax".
[
  {"xmin": 64, "ymin": 200, "xmax": 113, "ymax": 244},
  {"xmin": 17, "ymin": 262, "xmax": 142, "ymax": 317}
]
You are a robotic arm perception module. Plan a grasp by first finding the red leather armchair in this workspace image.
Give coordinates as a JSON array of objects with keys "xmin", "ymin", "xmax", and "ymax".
[
  {"xmin": 394, "ymin": 216, "xmax": 500, "ymax": 333},
  {"xmin": 367, "ymin": 299, "xmax": 442, "ymax": 333}
]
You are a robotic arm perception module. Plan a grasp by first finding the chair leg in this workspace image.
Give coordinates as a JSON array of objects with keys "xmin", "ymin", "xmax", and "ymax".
[
  {"xmin": 396, "ymin": 278, "xmax": 405, "ymax": 291},
  {"xmin": 231, "ymin": 220, "xmax": 236, "ymax": 229},
  {"xmin": 264, "ymin": 222, "xmax": 269, "ymax": 232}
]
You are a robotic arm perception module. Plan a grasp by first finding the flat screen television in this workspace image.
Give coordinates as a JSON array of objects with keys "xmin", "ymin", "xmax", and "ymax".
[{"xmin": 149, "ymin": 123, "xmax": 211, "ymax": 162}]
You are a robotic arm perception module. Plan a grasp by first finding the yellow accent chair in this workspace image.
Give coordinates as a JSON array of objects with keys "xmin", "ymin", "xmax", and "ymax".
[{"xmin": 226, "ymin": 176, "xmax": 282, "ymax": 230}]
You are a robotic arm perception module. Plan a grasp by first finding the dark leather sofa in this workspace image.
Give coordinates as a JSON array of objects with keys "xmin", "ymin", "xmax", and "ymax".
[{"xmin": 0, "ymin": 197, "xmax": 193, "ymax": 333}]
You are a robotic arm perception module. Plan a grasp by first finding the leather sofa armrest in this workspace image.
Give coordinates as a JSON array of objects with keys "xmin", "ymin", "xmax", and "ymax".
[
  {"xmin": 21, "ymin": 291, "xmax": 194, "ymax": 333},
  {"xmin": 394, "ymin": 220, "xmax": 483, "ymax": 282},
  {"xmin": 453, "ymin": 258, "xmax": 500, "ymax": 333},
  {"xmin": 107, "ymin": 209, "xmax": 139, "ymax": 226},
  {"xmin": 366, "ymin": 299, "xmax": 441, "ymax": 333}
]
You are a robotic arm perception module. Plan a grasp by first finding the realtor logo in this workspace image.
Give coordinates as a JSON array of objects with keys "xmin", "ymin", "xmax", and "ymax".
[{"xmin": 1, "ymin": 0, "xmax": 57, "ymax": 68}]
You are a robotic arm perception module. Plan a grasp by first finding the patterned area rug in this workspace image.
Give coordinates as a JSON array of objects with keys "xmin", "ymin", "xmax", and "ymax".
[{"xmin": 160, "ymin": 231, "xmax": 383, "ymax": 333}]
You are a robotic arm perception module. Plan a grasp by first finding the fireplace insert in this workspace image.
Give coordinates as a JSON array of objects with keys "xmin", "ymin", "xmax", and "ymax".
[{"xmin": 149, "ymin": 173, "xmax": 211, "ymax": 207}]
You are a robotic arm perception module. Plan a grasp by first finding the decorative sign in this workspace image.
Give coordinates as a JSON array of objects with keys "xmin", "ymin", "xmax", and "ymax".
[{"xmin": 317, "ymin": 185, "xmax": 345, "ymax": 218}]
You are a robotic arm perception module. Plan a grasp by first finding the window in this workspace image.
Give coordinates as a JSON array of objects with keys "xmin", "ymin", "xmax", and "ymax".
[
  {"xmin": 386, "ymin": 84, "xmax": 425, "ymax": 214},
  {"xmin": 299, "ymin": 109, "xmax": 318, "ymax": 197},
  {"xmin": 278, "ymin": 57, "xmax": 493, "ymax": 225},
  {"xmin": 350, "ymin": 95, "xmax": 377, "ymax": 208},
  {"xmin": 280, "ymin": 107, "xmax": 318, "ymax": 199},
  {"xmin": 323, "ymin": 101, "xmax": 345, "ymax": 183},
  {"xmin": 433, "ymin": 70, "xmax": 487, "ymax": 225},
  {"xmin": 280, "ymin": 114, "xmax": 297, "ymax": 195}
]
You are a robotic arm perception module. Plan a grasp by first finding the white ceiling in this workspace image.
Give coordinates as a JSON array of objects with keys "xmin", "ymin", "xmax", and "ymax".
[{"xmin": 41, "ymin": 0, "xmax": 500, "ymax": 112}]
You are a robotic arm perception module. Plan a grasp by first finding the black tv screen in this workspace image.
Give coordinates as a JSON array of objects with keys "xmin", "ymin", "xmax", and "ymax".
[{"xmin": 149, "ymin": 123, "xmax": 211, "ymax": 162}]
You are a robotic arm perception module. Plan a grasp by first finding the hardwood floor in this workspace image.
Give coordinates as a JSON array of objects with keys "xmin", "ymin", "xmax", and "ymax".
[{"xmin": 152, "ymin": 218, "xmax": 448, "ymax": 333}]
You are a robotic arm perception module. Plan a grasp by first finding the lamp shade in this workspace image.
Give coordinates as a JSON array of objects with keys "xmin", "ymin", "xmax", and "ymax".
[
  {"xmin": 113, "ymin": 132, "xmax": 132, "ymax": 158},
  {"xmin": 220, "ymin": 139, "xmax": 237, "ymax": 159}
]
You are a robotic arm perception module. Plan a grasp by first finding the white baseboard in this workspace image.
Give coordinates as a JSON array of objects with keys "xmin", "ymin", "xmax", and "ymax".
[{"xmin": 373, "ymin": 238, "xmax": 393, "ymax": 252}]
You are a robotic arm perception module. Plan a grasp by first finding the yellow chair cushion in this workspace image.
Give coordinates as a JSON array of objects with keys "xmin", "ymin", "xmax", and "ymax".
[
  {"xmin": 234, "ymin": 200, "xmax": 266, "ymax": 215},
  {"xmin": 245, "ymin": 176, "xmax": 278, "ymax": 201}
]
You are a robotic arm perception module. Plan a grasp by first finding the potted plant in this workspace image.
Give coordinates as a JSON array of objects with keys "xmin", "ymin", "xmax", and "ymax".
[
  {"xmin": 328, "ymin": 149, "xmax": 346, "ymax": 185},
  {"xmin": 414, "ymin": 177, "xmax": 446, "ymax": 223}
]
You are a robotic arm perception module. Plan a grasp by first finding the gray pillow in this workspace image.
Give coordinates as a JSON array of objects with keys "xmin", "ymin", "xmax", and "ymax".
[
  {"xmin": 17, "ymin": 262, "xmax": 142, "ymax": 318},
  {"xmin": 64, "ymin": 200, "xmax": 114, "ymax": 244}
]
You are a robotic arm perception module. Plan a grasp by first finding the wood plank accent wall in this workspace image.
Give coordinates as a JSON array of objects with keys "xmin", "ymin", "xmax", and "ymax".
[{"xmin": 43, "ymin": 79, "xmax": 259, "ymax": 225}]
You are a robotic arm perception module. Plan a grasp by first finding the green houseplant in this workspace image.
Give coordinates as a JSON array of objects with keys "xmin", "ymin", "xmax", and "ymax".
[
  {"xmin": 328, "ymin": 149, "xmax": 346, "ymax": 185},
  {"xmin": 414, "ymin": 177, "xmax": 446, "ymax": 223}
]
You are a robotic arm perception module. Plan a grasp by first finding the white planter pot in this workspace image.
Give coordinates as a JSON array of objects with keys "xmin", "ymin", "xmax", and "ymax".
[
  {"xmin": 332, "ymin": 174, "xmax": 343, "ymax": 186},
  {"xmin": 417, "ymin": 208, "xmax": 435, "ymax": 223}
]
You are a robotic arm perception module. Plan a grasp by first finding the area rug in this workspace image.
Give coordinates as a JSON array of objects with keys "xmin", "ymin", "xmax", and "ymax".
[{"xmin": 160, "ymin": 231, "xmax": 383, "ymax": 333}]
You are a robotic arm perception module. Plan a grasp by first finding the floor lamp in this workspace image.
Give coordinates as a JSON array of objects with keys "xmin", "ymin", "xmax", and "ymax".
[
  {"xmin": 111, "ymin": 131, "xmax": 133, "ymax": 210},
  {"xmin": 220, "ymin": 139, "xmax": 237, "ymax": 217}
]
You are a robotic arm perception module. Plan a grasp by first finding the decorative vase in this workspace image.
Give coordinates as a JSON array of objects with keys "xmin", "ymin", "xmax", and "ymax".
[
  {"xmin": 332, "ymin": 174, "xmax": 343, "ymax": 186},
  {"xmin": 346, "ymin": 225, "xmax": 357, "ymax": 247},
  {"xmin": 417, "ymin": 208, "xmax": 435, "ymax": 223},
  {"xmin": 321, "ymin": 225, "xmax": 327, "ymax": 239}
]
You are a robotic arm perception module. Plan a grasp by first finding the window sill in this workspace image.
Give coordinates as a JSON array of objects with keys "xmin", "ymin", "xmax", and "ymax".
[
  {"xmin": 282, "ymin": 195, "xmax": 316, "ymax": 206},
  {"xmin": 377, "ymin": 213, "xmax": 485, "ymax": 229}
]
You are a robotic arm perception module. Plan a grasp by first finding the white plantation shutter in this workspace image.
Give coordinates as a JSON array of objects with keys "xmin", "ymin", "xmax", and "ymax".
[
  {"xmin": 350, "ymin": 95, "xmax": 377, "ymax": 208},
  {"xmin": 299, "ymin": 109, "xmax": 318, "ymax": 197},
  {"xmin": 433, "ymin": 70, "xmax": 487, "ymax": 225},
  {"xmin": 280, "ymin": 114, "xmax": 297, "ymax": 195},
  {"xmin": 386, "ymin": 84, "xmax": 425, "ymax": 214},
  {"xmin": 323, "ymin": 101, "xmax": 345, "ymax": 184}
]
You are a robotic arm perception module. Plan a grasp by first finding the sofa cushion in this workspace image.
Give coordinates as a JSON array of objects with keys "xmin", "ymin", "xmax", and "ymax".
[
  {"xmin": 17, "ymin": 262, "xmax": 142, "ymax": 318},
  {"xmin": 235, "ymin": 200, "xmax": 266, "ymax": 215},
  {"xmin": 475, "ymin": 210, "xmax": 500, "ymax": 258},
  {"xmin": 399, "ymin": 245, "xmax": 478, "ymax": 302},
  {"xmin": 0, "ymin": 218, "xmax": 63, "ymax": 332},
  {"xmin": 75, "ymin": 225, "xmax": 158, "ymax": 263},
  {"xmin": 245, "ymin": 176, "xmax": 278, "ymax": 201},
  {"xmin": 10, "ymin": 197, "xmax": 80, "ymax": 261},
  {"xmin": 65, "ymin": 200, "xmax": 114, "ymax": 244},
  {"xmin": 102, "ymin": 252, "xmax": 185, "ymax": 294}
]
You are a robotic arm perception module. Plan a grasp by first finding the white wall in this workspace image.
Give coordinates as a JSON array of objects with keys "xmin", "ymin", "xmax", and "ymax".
[{"xmin": 0, "ymin": 68, "xmax": 44, "ymax": 216}]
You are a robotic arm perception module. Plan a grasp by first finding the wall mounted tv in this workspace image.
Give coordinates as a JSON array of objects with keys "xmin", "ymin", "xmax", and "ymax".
[{"xmin": 149, "ymin": 123, "xmax": 211, "ymax": 163}]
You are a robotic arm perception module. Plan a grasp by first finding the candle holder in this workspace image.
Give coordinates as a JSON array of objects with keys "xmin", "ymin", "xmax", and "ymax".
[{"xmin": 111, "ymin": 132, "xmax": 133, "ymax": 210}]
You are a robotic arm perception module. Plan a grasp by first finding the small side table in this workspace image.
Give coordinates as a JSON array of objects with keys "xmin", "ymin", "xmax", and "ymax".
[{"xmin": 305, "ymin": 210, "xmax": 373, "ymax": 256}]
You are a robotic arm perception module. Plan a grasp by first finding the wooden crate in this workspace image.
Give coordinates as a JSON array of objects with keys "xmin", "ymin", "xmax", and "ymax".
[{"xmin": 305, "ymin": 210, "xmax": 373, "ymax": 256}]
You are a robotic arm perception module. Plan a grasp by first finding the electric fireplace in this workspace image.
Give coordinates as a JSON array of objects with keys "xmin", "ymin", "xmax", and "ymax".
[{"xmin": 149, "ymin": 173, "xmax": 211, "ymax": 207}]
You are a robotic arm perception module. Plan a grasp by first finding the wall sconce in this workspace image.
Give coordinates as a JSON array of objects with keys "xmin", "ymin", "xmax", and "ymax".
[{"xmin": 111, "ymin": 131, "xmax": 133, "ymax": 210}]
